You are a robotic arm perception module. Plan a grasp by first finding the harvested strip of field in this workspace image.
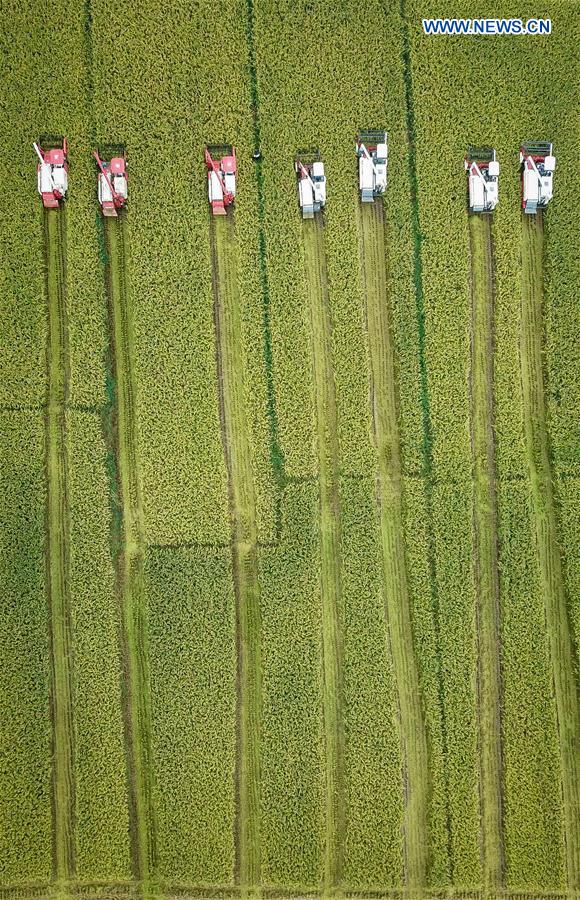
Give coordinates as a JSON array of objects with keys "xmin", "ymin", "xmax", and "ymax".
[
  {"xmin": 103, "ymin": 217, "xmax": 155, "ymax": 890},
  {"xmin": 467, "ymin": 213, "xmax": 504, "ymax": 890},
  {"xmin": 302, "ymin": 217, "xmax": 344, "ymax": 894},
  {"xmin": 520, "ymin": 213, "xmax": 580, "ymax": 889},
  {"xmin": 359, "ymin": 199, "xmax": 428, "ymax": 889},
  {"xmin": 210, "ymin": 213, "xmax": 261, "ymax": 896},
  {"xmin": 43, "ymin": 208, "xmax": 75, "ymax": 882}
]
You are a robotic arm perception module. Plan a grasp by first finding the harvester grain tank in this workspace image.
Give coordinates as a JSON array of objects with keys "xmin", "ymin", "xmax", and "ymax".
[
  {"xmin": 93, "ymin": 148, "xmax": 128, "ymax": 217},
  {"xmin": 205, "ymin": 144, "xmax": 237, "ymax": 215},
  {"xmin": 464, "ymin": 147, "xmax": 499, "ymax": 213},
  {"xmin": 356, "ymin": 130, "xmax": 388, "ymax": 201},
  {"xmin": 520, "ymin": 142, "xmax": 556, "ymax": 213},
  {"xmin": 295, "ymin": 150, "xmax": 326, "ymax": 219},
  {"xmin": 33, "ymin": 137, "xmax": 69, "ymax": 208}
]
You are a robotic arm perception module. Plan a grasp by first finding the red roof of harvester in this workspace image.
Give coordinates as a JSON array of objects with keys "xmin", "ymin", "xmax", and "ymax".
[{"xmin": 47, "ymin": 149, "xmax": 65, "ymax": 165}]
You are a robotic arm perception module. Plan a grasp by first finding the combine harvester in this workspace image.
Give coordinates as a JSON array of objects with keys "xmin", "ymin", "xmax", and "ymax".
[
  {"xmin": 356, "ymin": 130, "xmax": 388, "ymax": 202},
  {"xmin": 520, "ymin": 142, "xmax": 556, "ymax": 213},
  {"xmin": 93, "ymin": 147, "xmax": 128, "ymax": 217},
  {"xmin": 33, "ymin": 137, "xmax": 69, "ymax": 208},
  {"xmin": 295, "ymin": 150, "xmax": 327, "ymax": 219},
  {"xmin": 205, "ymin": 144, "xmax": 237, "ymax": 215},
  {"xmin": 464, "ymin": 147, "xmax": 500, "ymax": 213}
]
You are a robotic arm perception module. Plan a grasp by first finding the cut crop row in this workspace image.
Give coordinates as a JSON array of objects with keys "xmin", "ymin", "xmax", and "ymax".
[
  {"xmin": 101, "ymin": 216, "xmax": 155, "ymax": 886},
  {"xmin": 67, "ymin": 410, "xmax": 132, "ymax": 880},
  {"xmin": 467, "ymin": 214, "xmax": 503, "ymax": 889}
]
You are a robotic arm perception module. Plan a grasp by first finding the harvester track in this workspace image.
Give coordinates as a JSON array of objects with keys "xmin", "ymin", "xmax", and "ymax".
[
  {"xmin": 520, "ymin": 213, "xmax": 580, "ymax": 889},
  {"xmin": 43, "ymin": 207, "xmax": 76, "ymax": 884},
  {"xmin": 467, "ymin": 213, "xmax": 504, "ymax": 890},
  {"xmin": 302, "ymin": 215, "xmax": 345, "ymax": 894},
  {"xmin": 103, "ymin": 217, "xmax": 157, "ymax": 894},
  {"xmin": 210, "ymin": 213, "xmax": 262, "ymax": 898},
  {"xmin": 359, "ymin": 199, "xmax": 428, "ymax": 890}
]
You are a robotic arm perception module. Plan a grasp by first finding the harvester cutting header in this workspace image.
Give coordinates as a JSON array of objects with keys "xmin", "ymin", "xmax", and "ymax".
[
  {"xmin": 33, "ymin": 137, "xmax": 69, "ymax": 208},
  {"xmin": 205, "ymin": 144, "xmax": 237, "ymax": 215},
  {"xmin": 93, "ymin": 147, "xmax": 128, "ymax": 217},
  {"xmin": 295, "ymin": 150, "xmax": 327, "ymax": 219},
  {"xmin": 356, "ymin": 130, "xmax": 388, "ymax": 202},
  {"xmin": 465, "ymin": 147, "xmax": 500, "ymax": 213},
  {"xmin": 520, "ymin": 142, "xmax": 556, "ymax": 214}
]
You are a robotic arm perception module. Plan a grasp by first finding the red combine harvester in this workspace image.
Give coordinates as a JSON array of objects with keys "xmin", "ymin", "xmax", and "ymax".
[
  {"xmin": 205, "ymin": 144, "xmax": 237, "ymax": 215},
  {"xmin": 93, "ymin": 148, "xmax": 128, "ymax": 217},
  {"xmin": 33, "ymin": 137, "xmax": 69, "ymax": 208}
]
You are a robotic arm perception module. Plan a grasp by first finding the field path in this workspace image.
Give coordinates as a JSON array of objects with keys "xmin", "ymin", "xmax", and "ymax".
[
  {"xmin": 520, "ymin": 213, "xmax": 580, "ymax": 888},
  {"xmin": 359, "ymin": 200, "xmax": 428, "ymax": 889},
  {"xmin": 104, "ymin": 218, "xmax": 156, "ymax": 895},
  {"xmin": 303, "ymin": 217, "xmax": 345, "ymax": 895},
  {"xmin": 43, "ymin": 208, "xmax": 76, "ymax": 886},
  {"xmin": 210, "ymin": 213, "xmax": 261, "ymax": 898},
  {"xmin": 467, "ymin": 214, "xmax": 504, "ymax": 889}
]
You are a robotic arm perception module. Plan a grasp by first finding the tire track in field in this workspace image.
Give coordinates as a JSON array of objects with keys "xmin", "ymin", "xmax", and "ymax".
[
  {"xmin": 210, "ymin": 213, "xmax": 262, "ymax": 898},
  {"xmin": 302, "ymin": 216, "xmax": 345, "ymax": 895},
  {"xmin": 103, "ymin": 218, "xmax": 157, "ymax": 894},
  {"xmin": 43, "ymin": 207, "xmax": 76, "ymax": 885},
  {"xmin": 520, "ymin": 213, "xmax": 580, "ymax": 889},
  {"xmin": 359, "ymin": 199, "xmax": 428, "ymax": 890},
  {"xmin": 467, "ymin": 214, "xmax": 504, "ymax": 890}
]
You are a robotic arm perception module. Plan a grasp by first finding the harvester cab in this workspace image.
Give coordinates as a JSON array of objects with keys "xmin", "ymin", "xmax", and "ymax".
[
  {"xmin": 520, "ymin": 142, "xmax": 556, "ymax": 214},
  {"xmin": 356, "ymin": 130, "xmax": 388, "ymax": 202},
  {"xmin": 33, "ymin": 137, "xmax": 69, "ymax": 208},
  {"xmin": 295, "ymin": 150, "xmax": 326, "ymax": 219},
  {"xmin": 205, "ymin": 144, "xmax": 237, "ymax": 215},
  {"xmin": 464, "ymin": 147, "xmax": 499, "ymax": 213},
  {"xmin": 93, "ymin": 147, "xmax": 128, "ymax": 217}
]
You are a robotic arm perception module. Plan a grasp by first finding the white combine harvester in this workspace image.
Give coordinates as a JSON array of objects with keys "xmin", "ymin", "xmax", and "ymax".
[
  {"xmin": 205, "ymin": 144, "xmax": 237, "ymax": 215},
  {"xmin": 295, "ymin": 150, "xmax": 326, "ymax": 219},
  {"xmin": 464, "ymin": 147, "xmax": 500, "ymax": 213},
  {"xmin": 520, "ymin": 142, "xmax": 556, "ymax": 214},
  {"xmin": 33, "ymin": 137, "xmax": 69, "ymax": 208},
  {"xmin": 356, "ymin": 130, "xmax": 388, "ymax": 202},
  {"xmin": 93, "ymin": 147, "xmax": 128, "ymax": 217}
]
